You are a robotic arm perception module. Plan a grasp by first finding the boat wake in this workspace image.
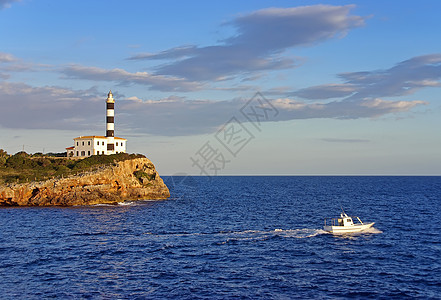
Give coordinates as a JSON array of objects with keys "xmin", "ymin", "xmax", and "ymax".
[
  {"xmin": 215, "ymin": 228, "xmax": 328, "ymax": 244},
  {"xmin": 144, "ymin": 228, "xmax": 329, "ymax": 245},
  {"xmin": 143, "ymin": 227, "xmax": 383, "ymax": 245},
  {"xmin": 272, "ymin": 228, "xmax": 328, "ymax": 238},
  {"xmin": 364, "ymin": 227, "xmax": 383, "ymax": 234}
]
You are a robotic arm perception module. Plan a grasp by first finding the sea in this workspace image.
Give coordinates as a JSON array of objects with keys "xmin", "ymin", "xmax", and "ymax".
[{"xmin": 1, "ymin": 176, "xmax": 440, "ymax": 299}]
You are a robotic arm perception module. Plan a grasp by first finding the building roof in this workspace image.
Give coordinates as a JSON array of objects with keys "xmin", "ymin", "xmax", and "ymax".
[
  {"xmin": 65, "ymin": 146, "xmax": 74, "ymax": 150},
  {"xmin": 74, "ymin": 136, "xmax": 127, "ymax": 140}
]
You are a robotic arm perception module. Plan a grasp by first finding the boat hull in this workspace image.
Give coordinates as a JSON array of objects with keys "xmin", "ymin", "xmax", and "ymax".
[{"xmin": 324, "ymin": 222, "xmax": 375, "ymax": 234}]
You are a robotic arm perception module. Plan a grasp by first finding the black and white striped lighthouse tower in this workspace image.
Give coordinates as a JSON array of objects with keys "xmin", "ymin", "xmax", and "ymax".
[{"xmin": 106, "ymin": 90, "xmax": 115, "ymax": 152}]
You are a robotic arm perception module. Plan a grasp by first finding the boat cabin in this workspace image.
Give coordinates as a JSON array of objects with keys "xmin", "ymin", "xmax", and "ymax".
[
  {"xmin": 325, "ymin": 213, "xmax": 364, "ymax": 227},
  {"xmin": 338, "ymin": 216, "xmax": 354, "ymax": 226}
]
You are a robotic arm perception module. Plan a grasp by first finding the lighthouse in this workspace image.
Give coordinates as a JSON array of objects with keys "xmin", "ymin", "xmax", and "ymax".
[
  {"xmin": 106, "ymin": 90, "xmax": 115, "ymax": 152},
  {"xmin": 67, "ymin": 90, "xmax": 127, "ymax": 157}
]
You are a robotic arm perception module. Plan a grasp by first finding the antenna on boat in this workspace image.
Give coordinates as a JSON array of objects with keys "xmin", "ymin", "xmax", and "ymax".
[{"xmin": 340, "ymin": 205, "xmax": 347, "ymax": 217}]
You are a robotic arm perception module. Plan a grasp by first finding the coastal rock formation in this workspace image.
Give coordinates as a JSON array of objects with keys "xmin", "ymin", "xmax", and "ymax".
[{"xmin": 0, "ymin": 158, "xmax": 169, "ymax": 206}]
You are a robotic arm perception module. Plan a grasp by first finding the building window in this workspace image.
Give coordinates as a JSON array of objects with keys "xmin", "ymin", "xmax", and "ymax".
[
  {"xmin": 82, "ymin": 141, "xmax": 84, "ymax": 146},
  {"xmin": 97, "ymin": 141, "xmax": 99, "ymax": 145},
  {"xmin": 81, "ymin": 151, "xmax": 85, "ymax": 156},
  {"xmin": 88, "ymin": 151, "xmax": 90, "ymax": 156},
  {"xmin": 121, "ymin": 142, "xmax": 123, "ymax": 147},
  {"xmin": 76, "ymin": 142, "xmax": 78, "ymax": 146},
  {"xmin": 116, "ymin": 142, "xmax": 118, "ymax": 146},
  {"xmin": 76, "ymin": 151, "xmax": 79, "ymax": 156},
  {"xmin": 102, "ymin": 142, "xmax": 105, "ymax": 146},
  {"xmin": 88, "ymin": 141, "xmax": 90, "ymax": 146}
]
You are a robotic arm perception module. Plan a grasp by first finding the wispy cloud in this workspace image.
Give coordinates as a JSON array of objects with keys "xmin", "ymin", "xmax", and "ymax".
[
  {"xmin": 1, "ymin": 52, "xmax": 431, "ymax": 136},
  {"xmin": 0, "ymin": 52, "xmax": 50, "ymax": 77},
  {"xmin": 293, "ymin": 54, "xmax": 441, "ymax": 100},
  {"xmin": 129, "ymin": 5, "xmax": 366, "ymax": 82},
  {"xmin": 293, "ymin": 84, "xmax": 357, "ymax": 100},
  {"xmin": 6, "ymin": 5, "xmax": 365, "ymax": 93},
  {"xmin": 0, "ymin": 83, "xmax": 427, "ymax": 137},
  {"xmin": 60, "ymin": 64, "xmax": 203, "ymax": 92},
  {"xmin": 0, "ymin": 82, "xmax": 102, "ymax": 131},
  {"xmin": 0, "ymin": 52, "xmax": 16, "ymax": 78},
  {"xmin": 0, "ymin": 52, "xmax": 16, "ymax": 62},
  {"xmin": 0, "ymin": 0, "xmax": 20, "ymax": 10},
  {"xmin": 115, "ymin": 95, "xmax": 424, "ymax": 136},
  {"xmin": 271, "ymin": 97, "xmax": 425, "ymax": 120},
  {"xmin": 320, "ymin": 138, "xmax": 370, "ymax": 143}
]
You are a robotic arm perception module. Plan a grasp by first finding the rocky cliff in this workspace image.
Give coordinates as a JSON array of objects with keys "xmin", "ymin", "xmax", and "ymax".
[{"xmin": 0, "ymin": 158, "xmax": 169, "ymax": 206}]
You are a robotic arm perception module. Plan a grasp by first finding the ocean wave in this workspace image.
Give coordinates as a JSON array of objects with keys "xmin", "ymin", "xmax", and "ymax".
[
  {"xmin": 91, "ymin": 203, "xmax": 116, "ymax": 207},
  {"xmin": 118, "ymin": 201, "xmax": 136, "ymax": 206}
]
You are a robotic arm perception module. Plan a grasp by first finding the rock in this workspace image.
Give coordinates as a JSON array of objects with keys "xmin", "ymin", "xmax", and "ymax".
[{"xmin": 0, "ymin": 158, "xmax": 170, "ymax": 206}]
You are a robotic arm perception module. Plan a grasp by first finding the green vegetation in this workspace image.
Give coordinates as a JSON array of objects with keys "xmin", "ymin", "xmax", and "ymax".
[
  {"xmin": 0, "ymin": 150, "xmax": 145, "ymax": 185},
  {"xmin": 134, "ymin": 170, "xmax": 156, "ymax": 182}
]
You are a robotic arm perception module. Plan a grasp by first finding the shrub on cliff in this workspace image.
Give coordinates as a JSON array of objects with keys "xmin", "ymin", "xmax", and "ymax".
[
  {"xmin": 34, "ymin": 157, "xmax": 52, "ymax": 168},
  {"xmin": 54, "ymin": 165, "xmax": 71, "ymax": 175},
  {"xmin": 0, "ymin": 149, "xmax": 8, "ymax": 166},
  {"xmin": 6, "ymin": 152, "xmax": 37, "ymax": 169},
  {"xmin": 134, "ymin": 170, "xmax": 156, "ymax": 183},
  {"xmin": 0, "ymin": 152, "xmax": 147, "ymax": 185},
  {"xmin": 0, "ymin": 149, "xmax": 8, "ymax": 158},
  {"xmin": 46, "ymin": 152, "xmax": 67, "ymax": 157},
  {"xmin": 72, "ymin": 153, "xmax": 145, "ymax": 171}
]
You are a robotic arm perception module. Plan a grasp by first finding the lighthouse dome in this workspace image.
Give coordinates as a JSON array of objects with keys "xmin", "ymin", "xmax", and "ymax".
[{"xmin": 107, "ymin": 90, "xmax": 114, "ymax": 102}]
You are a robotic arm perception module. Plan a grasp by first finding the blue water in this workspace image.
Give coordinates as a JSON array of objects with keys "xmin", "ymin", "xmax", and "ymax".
[{"xmin": 1, "ymin": 176, "xmax": 440, "ymax": 299}]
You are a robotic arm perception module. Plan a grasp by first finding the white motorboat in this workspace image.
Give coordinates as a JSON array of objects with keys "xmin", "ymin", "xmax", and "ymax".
[{"xmin": 324, "ymin": 211, "xmax": 374, "ymax": 234}]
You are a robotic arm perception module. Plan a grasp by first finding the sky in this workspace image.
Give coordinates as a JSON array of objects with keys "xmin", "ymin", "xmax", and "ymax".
[{"xmin": 1, "ymin": 0, "xmax": 440, "ymax": 175}]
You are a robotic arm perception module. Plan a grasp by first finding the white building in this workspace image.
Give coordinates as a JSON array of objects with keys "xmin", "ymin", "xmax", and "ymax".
[{"xmin": 67, "ymin": 91, "xmax": 127, "ymax": 158}]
